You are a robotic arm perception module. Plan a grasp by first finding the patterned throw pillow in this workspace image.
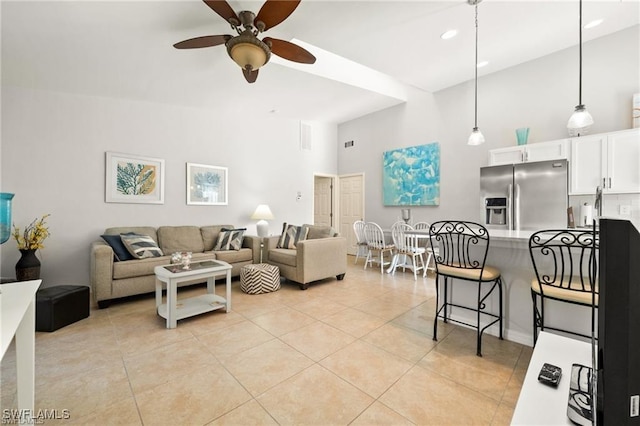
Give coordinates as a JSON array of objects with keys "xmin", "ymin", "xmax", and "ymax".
[
  {"xmin": 277, "ymin": 223, "xmax": 309, "ymax": 249},
  {"xmin": 214, "ymin": 228, "xmax": 246, "ymax": 251},
  {"xmin": 120, "ymin": 234, "xmax": 164, "ymax": 259}
]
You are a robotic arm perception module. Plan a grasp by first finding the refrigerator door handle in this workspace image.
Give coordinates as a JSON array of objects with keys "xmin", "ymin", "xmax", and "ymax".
[
  {"xmin": 507, "ymin": 184, "xmax": 513, "ymax": 230},
  {"xmin": 514, "ymin": 184, "xmax": 520, "ymax": 231}
]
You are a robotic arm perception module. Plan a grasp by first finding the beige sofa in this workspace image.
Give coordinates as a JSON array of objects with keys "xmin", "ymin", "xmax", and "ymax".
[
  {"xmin": 90, "ymin": 225, "xmax": 260, "ymax": 308},
  {"xmin": 264, "ymin": 224, "xmax": 347, "ymax": 290}
]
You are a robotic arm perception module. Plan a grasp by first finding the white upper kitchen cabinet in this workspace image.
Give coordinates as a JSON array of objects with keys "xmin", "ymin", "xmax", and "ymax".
[
  {"xmin": 488, "ymin": 139, "xmax": 568, "ymax": 166},
  {"xmin": 570, "ymin": 128, "xmax": 640, "ymax": 195}
]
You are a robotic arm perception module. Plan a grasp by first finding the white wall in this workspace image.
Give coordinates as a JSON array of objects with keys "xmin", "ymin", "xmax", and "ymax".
[
  {"xmin": 338, "ymin": 25, "xmax": 640, "ymax": 226},
  {"xmin": 0, "ymin": 87, "xmax": 337, "ymax": 285}
]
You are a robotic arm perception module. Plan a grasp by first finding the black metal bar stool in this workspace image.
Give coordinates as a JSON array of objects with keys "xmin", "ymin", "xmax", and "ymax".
[
  {"xmin": 429, "ymin": 220, "xmax": 503, "ymax": 356},
  {"xmin": 529, "ymin": 228, "xmax": 599, "ymax": 345}
]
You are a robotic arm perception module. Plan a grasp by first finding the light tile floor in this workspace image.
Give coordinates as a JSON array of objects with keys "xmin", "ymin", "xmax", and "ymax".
[{"xmin": 1, "ymin": 259, "xmax": 533, "ymax": 425}]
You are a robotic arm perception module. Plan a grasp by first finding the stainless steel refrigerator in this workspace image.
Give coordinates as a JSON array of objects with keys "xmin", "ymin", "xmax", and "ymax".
[{"xmin": 480, "ymin": 159, "xmax": 569, "ymax": 231}]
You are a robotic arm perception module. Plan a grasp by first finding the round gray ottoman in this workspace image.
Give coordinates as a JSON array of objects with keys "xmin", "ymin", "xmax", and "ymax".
[{"xmin": 240, "ymin": 264, "xmax": 281, "ymax": 294}]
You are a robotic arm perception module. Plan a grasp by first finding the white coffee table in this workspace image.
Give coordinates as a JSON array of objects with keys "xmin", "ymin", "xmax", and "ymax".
[{"xmin": 154, "ymin": 260, "xmax": 232, "ymax": 329}]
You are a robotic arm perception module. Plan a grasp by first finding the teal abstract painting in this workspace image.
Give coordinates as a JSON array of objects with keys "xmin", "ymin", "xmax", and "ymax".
[{"xmin": 383, "ymin": 143, "xmax": 440, "ymax": 206}]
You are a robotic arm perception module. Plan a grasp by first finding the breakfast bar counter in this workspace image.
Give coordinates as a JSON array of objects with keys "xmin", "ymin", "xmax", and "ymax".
[
  {"xmin": 417, "ymin": 228, "xmax": 592, "ymax": 346},
  {"xmin": 482, "ymin": 229, "xmax": 592, "ymax": 346}
]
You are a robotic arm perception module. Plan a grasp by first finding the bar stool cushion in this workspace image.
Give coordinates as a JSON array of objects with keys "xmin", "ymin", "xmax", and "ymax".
[
  {"xmin": 36, "ymin": 285, "xmax": 90, "ymax": 332},
  {"xmin": 531, "ymin": 278, "xmax": 599, "ymax": 305},
  {"xmin": 437, "ymin": 264, "xmax": 501, "ymax": 281},
  {"xmin": 241, "ymin": 264, "xmax": 280, "ymax": 294}
]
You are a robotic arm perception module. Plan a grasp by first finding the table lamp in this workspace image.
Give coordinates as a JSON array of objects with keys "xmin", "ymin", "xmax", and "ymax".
[{"xmin": 251, "ymin": 204, "xmax": 274, "ymax": 237}]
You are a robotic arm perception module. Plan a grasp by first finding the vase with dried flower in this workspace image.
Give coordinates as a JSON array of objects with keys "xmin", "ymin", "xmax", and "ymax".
[{"xmin": 12, "ymin": 214, "xmax": 50, "ymax": 281}]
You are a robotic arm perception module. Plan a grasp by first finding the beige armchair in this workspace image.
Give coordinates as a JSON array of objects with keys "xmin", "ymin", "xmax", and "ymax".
[{"xmin": 264, "ymin": 224, "xmax": 347, "ymax": 290}]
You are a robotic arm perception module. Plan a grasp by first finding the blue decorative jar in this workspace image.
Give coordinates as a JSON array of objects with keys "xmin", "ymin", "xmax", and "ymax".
[{"xmin": 0, "ymin": 192, "xmax": 15, "ymax": 244}]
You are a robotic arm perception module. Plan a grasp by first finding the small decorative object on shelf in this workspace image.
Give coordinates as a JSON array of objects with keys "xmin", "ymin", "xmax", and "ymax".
[
  {"xmin": 12, "ymin": 214, "xmax": 51, "ymax": 281},
  {"xmin": 516, "ymin": 128, "xmax": 530, "ymax": 145}
]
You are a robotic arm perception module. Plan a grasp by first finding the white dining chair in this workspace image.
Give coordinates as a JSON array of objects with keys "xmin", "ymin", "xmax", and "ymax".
[
  {"xmin": 391, "ymin": 222, "xmax": 426, "ymax": 280},
  {"xmin": 414, "ymin": 221, "xmax": 438, "ymax": 272},
  {"xmin": 363, "ymin": 222, "xmax": 394, "ymax": 273},
  {"xmin": 352, "ymin": 220, "xmax": 368, "ymax": 265}
]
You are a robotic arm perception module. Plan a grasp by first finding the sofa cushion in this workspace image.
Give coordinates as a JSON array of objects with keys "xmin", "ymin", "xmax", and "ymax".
[
  {"xmin": 101, "ymin": 234, "xmax": 135, "ymax": 261},
  {"xmin": 303, "ymin": 224, "xmax": 337, "ymax": 239},
  {"xmin": 268, "ymin": 248, "xmax": 297, "ymax": 267},
  {"xmin": 104, "ymin": 226, "xmax": 158, "ymax": 243},
  {"xmin": 121, "ymin": 234, "xmax": 164, "ymax": 259},
  {"xmin": 277, "ymin": 223, "xmax": 309, "ymax": 249},
  {"xmin": 213, "ymin": 248, "xmax": 253, "ymax": 264},
  {"xmin": 201, "ymin": 225, "xmax": 235, "ymax": 251},
  {"xmin": 214, "ymin": 228, "xmax": 246, "ymax": 251},
  {"xmin": 157, "ymin": 226, "xmax": 205, "ymax": 254},
  {"xmin": 113, "ymin": 255, "xmax": 171, "ymax": 279}
]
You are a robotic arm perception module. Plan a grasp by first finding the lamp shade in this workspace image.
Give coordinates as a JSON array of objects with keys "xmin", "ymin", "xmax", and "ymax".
[
  {"xmin": 468, "ymin": 128, "xmax": 485, "ymax": 146},
  {"xmin": 251, "ymin": 204, "xmax": 274, "ymax": 220},
  {"xmin": 567, "ymin": 105, "xmax": 594, "ymax": 136}
]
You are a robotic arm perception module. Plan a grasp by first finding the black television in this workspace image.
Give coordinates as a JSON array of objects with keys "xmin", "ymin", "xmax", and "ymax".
[{"xmin": 596, "ymin": 218, "xmax": 640, "ymax": 424}]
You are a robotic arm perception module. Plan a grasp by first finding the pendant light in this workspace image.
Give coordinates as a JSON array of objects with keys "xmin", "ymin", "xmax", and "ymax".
[
  {"xmin": 468, "ymin": 0, "xmax": 485, "ymax": 146},
  {"xmin": 567, "ymin": 0, "xmax": 594, "ymax": 136}
]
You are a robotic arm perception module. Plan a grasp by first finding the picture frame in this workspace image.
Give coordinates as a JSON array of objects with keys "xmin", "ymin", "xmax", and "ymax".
[
  {"xmin": 186, "ymin": 163, "xmax": 228, "ymax": 205},
  {"xmin": 382, "ymin": 142, "xmax": 440, "ymax": 206},
  {"xmin": 105, "ymin": 152, "xmax": 165, "ymax": 204}
]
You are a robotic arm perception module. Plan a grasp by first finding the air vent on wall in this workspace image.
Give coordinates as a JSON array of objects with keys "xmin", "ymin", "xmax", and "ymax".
[{"xmin": 300, "ymin": 122, "xmax": 312, "ymax": 151}]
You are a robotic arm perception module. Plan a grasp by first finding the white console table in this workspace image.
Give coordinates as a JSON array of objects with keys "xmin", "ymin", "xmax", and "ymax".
[
  {"xmin": 512, "ymin": 331, "xmax": 592, "ymax": 425},
  {"xmin": 1, "ymin": 279, "xmax": 41, "ymax": 423}
]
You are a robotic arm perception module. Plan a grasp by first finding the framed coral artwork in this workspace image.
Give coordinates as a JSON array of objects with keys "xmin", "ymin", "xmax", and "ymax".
[
  {"xmin": 186, "ymin": 163, "xmax": 228, "ymax": 205},
  {"xmin": 105, "ymin": 152, "xmax": 165, "ymax": 204}
]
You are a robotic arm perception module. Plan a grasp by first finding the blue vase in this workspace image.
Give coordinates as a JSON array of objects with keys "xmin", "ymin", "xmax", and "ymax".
[{"xmin": 0, "ymin": 192, "xmax": 14, "ymax": 244}]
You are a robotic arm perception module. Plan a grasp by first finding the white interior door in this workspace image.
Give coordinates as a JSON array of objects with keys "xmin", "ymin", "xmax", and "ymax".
[
  {"xmin": 339, "ymin": 174, "xmax": 365, "ymax": 255},
  {"xmin": 314, "ymin": 176, "xmax": 333, "ymax": 226}
]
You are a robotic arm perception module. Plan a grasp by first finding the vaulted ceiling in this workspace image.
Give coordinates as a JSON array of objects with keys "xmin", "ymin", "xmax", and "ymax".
[{"xmin": 2, "ymin": 1, "xmax": 638, "ymax": 123}]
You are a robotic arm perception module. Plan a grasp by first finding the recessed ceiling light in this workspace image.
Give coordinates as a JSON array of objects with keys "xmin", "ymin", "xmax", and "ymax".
[
  {"xmin": 584, "ymin": 19, "xmax": 603, "ymax": 29},
  {"xmin": 476, "ymin": 61, "xmax": 489, "ymax": 68},
  {"xmin": 440, "ymin": 29, "xmax": 458, "ymax": 40}
]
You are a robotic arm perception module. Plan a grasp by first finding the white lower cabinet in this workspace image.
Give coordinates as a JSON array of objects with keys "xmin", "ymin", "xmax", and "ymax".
[{"xmin": 570, "ymin": 128, "xmax": 640, "ymax": 195}]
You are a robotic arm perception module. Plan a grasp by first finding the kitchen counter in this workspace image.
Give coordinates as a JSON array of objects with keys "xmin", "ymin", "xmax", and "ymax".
[{"xmin": 486, "ymin": 229, "xmax": 533, "ymax": 242}]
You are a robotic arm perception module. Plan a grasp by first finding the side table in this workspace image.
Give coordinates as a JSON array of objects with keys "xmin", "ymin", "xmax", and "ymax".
[{"xmin": 154, "ymin": 260, "xmax": 232, "ymax": 329}]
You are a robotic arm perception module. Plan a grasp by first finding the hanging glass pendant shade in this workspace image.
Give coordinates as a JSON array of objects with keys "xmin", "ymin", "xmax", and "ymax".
[
  {"xmin": 468, "ymin": 0, "xmax": 485, "ymax": 146},
  {"xmin": 567, "ymin": 0, "xmax": 594, "ymax": 136},
  {"xmin": 567, "ymin": 105, "xmax": 594, "ymax": 136},
  {"xmin": 468, "ymin": 127, "xmax": 485, "ymax": 146}
]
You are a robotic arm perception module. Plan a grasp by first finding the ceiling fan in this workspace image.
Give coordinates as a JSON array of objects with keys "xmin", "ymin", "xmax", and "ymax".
[{"xmin": 174, "ymin": 0, "xmax": 316, "ymax": 83}]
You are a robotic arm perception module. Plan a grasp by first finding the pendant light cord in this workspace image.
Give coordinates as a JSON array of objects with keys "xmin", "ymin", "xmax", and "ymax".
[
  {"xmin": 578, "ymin": 0, "xmax": 583, "ymax": 107},
  {"xmin": 474, "ymin": 2, "xmax": 479, "ymax": 129}
]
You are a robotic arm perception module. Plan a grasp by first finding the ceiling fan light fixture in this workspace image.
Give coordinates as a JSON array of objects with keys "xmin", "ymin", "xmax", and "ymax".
[{"xmin": 227, "ymin": 32, "xmax": 271, "ymax": 71}]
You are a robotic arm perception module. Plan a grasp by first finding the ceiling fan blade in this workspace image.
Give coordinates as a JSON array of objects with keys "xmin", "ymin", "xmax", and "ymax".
[
  {"xmin": 264, "ymin": 37, "xmax": 316, "ymax": 64},
  {"xmin": 255, "ymin": 0, "xmax": 301, "ymax": 31},
  {"xmin": 174, "ymin": 35, "xmax": 230, "ymax": 49},
  {"xmin": 243, "ymin": 68, "xmax": 259, "ymax": 83},
  {"xmin": 202, "ymin": 0, "xmax": 240, "ymax": 26}
]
